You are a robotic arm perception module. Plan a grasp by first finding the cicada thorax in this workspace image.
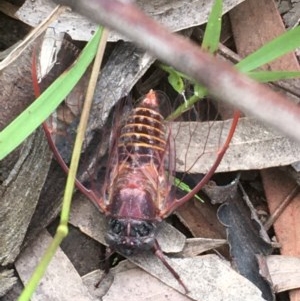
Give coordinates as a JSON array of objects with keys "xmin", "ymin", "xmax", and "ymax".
[{"xmin": 104, "ymin": 90, "xmax": 175, "ymax": 255}]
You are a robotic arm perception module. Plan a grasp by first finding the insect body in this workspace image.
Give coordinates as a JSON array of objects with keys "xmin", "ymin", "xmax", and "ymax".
[
  {"xmin": 104, "ymin": 90, "xmax": 173, "ymax": 256},
  {"xmin": 41, "ymin": 88, "xmax": 238, "ymax": 292},
  {"xmin": 96, "ymin": 89, "xmax": 192, "ymax": 291}
]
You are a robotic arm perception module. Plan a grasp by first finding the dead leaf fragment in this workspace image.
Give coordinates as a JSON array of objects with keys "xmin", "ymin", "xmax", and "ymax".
[
  {"xmin": 266, "ymin": 255, "xmax": 300, "ymax": 293},
  {"xmin": 102, "ymin": 262, "xmax": 191, "ymax": 301},
  {"xmin": 0, "ymin": 270, "xmax": 17, "ymax": 297},
  {"xmin": 17, "ymin": 0, "xmax": 247, "ymax": 41},
  {"xmin": 172, "ymin": 118, "xmax": 300, "ymax": 174},
  {"xmin": 179, "ymin": 237, "xmax": 227, "ymax": 257},
  {"xmin": 15, "ymin": 230, "xmax": 95, "ymax": 301},
  {"xmin": 95, "ymin": 255, "xmax": 266, "ymax": 301}
]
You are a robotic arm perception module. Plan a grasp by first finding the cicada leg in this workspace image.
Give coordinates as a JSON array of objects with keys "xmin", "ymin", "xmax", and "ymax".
[{"xmin": 160, "ymin": 110, "xmax": 240, "ymax": 218}]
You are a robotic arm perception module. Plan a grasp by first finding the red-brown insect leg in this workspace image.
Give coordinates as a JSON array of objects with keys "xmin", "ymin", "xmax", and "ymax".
[
  {"xmin": 153, "ymin": 240, "xmax": 188, "ymax": 293},
  {"xmin": 160, "ymin": 110, "xmax": 241, "ymax": 218},
  {"xmin": 95, "ymin": 246, "xmax": 114, "ymax": 288}
]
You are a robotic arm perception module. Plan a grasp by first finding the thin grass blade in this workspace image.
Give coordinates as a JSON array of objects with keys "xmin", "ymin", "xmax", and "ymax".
[
  {"xmin": 202, "ymin": 0, "xmax": 223, "ymax": 54},
  {"xmin": 236, "ymin": 26, "xmax": 300, "ymax": 72},
  {"xmin": 248, "ymin": 70, "xmax": 300, "ymax": 82}
]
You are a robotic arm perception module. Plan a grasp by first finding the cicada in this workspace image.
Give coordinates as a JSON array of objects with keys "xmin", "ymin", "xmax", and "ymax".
[
  {"xmin": 31, "ymin": 33, "xmax": 239, "ymax": 292},
  {"xmin": 46, "ymin": 87, "xmax": 238, "ymax": 292}
]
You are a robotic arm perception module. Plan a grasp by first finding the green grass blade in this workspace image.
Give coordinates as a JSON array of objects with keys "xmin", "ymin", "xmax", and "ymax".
[
  {"xmin": 247, "ymin": 70, "xmax": 300, "ymax": 82},
  {"xmin": 166, "ymin": 86, "xmax": 207, "ymax": 121},
  {"xmin": 59, "ymin": 27, "xmax": 108, "ymax": 226},
  {"xmin": 202, "ymin": 0, "xmax": 223, "ymax": 53},
  {"xmin": 236, "ymin": 26, "xmax": 300, "ymax": 72},
  {"xmin": 0, "ymin": 27, "xmax": 102, "ymax": 160}
]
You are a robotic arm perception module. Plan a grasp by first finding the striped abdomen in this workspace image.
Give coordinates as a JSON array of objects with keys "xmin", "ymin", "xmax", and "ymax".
[{"xmin": 118, "ymin": 90, "xmax": 168, "ymax": 167}]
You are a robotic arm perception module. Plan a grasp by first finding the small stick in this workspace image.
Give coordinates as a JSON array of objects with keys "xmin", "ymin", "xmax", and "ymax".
[{"xmin": 264, "ymin": 185, "xmax": 300, "ymax": 231}]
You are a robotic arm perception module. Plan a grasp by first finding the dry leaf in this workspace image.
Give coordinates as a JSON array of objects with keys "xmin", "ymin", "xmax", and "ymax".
[
  {"xmin": 15, "ymin": 230, "xmax": 95, "ymax": 301},
  {"xmin": 179, "ymin": 237, "xmax": 227, "ymax": 257},
  {"xmin": 0, "ymin": 270, "xmax": 17, "ymax": 297},
  {"xmin": 0, "ymin": 129, "xmax": 52, "ymax": 266},
  {"xmin": 230, "ymin": 1, "xmax": 300, "ymax": 299},
  {"xmin": 16, "ymin": 0, "xmax": 246, "ymax": 41},
  {"xmin": 218, "ymin": 187, "xmax": 273, "ymax": 300},
  {"xmin": 172, "ymin": 118, "xmax": 300, "ymax": 174},
  {"xmin": 266, "ymin": 255, "xmax": 300, "ymax": 293},
  {"xmin": 84, "ymin": 255, "xmax": 266, "ymax": 301},
  {"xmin": 83, "ymin": 261, "xmax": 191, "ymax": 301}
]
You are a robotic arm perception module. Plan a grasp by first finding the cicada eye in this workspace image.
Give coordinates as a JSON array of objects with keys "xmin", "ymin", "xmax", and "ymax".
[
  {"xmin": 109, "ymin": 219, "xmax": 123, "ymax": 235},
  {"xmin": 131, "ymin": 222, "xmax": 153, "ymax": 237}
]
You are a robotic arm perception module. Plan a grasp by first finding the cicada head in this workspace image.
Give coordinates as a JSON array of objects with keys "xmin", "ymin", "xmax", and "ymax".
[{"xmin": 105, "ymin": 217, "xmax": 159, "ymax": 255}]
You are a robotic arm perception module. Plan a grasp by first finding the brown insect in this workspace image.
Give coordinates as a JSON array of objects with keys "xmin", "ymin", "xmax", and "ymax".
[
  {"xmin": 34, "ymin": 58, "xmax": 238, "ymax": 291},
  {"xmin": 31, "ymin": 31, "xmax": 238, "ymax": 293},
  {"xmin": 82, "ymin": 90, "xmax": 238, "ymax": 291},
  {"xmin": 103, "ymin": 90, "xmax": 174, "ymax": 250}
]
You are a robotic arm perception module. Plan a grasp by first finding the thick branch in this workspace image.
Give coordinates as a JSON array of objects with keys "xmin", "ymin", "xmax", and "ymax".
[{"xmin": 54, "ymin": 0, "xmax": 300, "ymax": 143}]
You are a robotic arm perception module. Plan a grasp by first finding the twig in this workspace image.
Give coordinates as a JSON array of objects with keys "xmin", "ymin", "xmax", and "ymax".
[
  {"xmin": 264, "ymin": 185, "xmax": 300, "ymax": 231},
  {"xmin": 52, "ymin": 0, "xmax": 300, "ymax": 143}
]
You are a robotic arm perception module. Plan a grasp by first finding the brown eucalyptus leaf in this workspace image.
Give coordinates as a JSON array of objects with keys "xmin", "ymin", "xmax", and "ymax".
[
  {"xmin": 176, "ymin": 198, "xmax": 226, "ymax": 240},
  {"xmin": 261, "ymin": 169, "xmax": 300, "ymax": 295},
  {"xmin": 230, "ymin": 2, "xmax": 300, "ymax": 299}
]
